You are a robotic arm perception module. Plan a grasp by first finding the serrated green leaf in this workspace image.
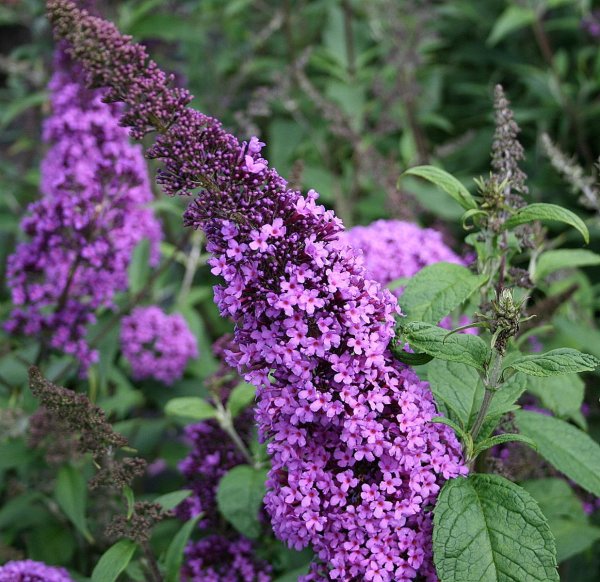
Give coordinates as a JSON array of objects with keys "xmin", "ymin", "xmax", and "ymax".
[
  {"xmin": 398, "ymin": 321, "xmax": 490, "ymax": 371},
  {"xmin": 515, "ymin": 410, "xmax": 600, "ymax": 497},
  {"xmin": 165, "ymin": 397, "xmax": 217, "ymax": 421},
  {"xmin": 54, "ymin": 465, "xmax": 93, "ymax": 543},
  {"xmin": 399, "ymin": 263, "xmax": 486, "ymax": 324},
  {"xmin": 526, "ymin": 374, "xmax": 584, "ymax": 424},
  {"xmin": 163, "ymin": 514, "xmax": 201, "ymax": 582},
  {"xmin": 401, "ymin": 165, "xmax": 478, "ymax": 210},
  {"xmin": 153, "ymin": 489, "xmax": 192, "ymax": 512},
  {"xmin": 505, "ymin": 348, "xmax": 599, "ymax": 377},
  {"xmin": 433, "ymin": 474, "xmax": 558, "ymax": 582},
  {"xmin": 227, "ymin": 382, "xmax": 256, "ymax": 418},
  {"xmin": 427, "ymin": 359, "xmax": 481, "ymax": 428},
  {"xmin": 92, "ymin": 540, "xmax": 137, "ymax": 582},
  {"xmin": 534, "ymin": 249, "xmax": 600, "ymax": 282},
  {"xmin": 216, "ymin": 465, "xmax": 267, "ymax": 539},
  {"xmin": 503, "ymin": 203, "xmax": 589, "ymax": 244}
]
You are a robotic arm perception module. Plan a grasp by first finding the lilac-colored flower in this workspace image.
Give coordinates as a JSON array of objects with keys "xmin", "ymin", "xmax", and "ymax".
[
  {"xmin": 120, "ymin": 306, "xmax": 198, "ymax": 385},
  {"xmin": 48, "ymin": 6, "xmax": 467, "ymax": 579},
  {"xmin": 181, "ymin": 535, "xmax": 272, "ymax": 582},
  {"xmin": 342, "ymin": 219, "xmax": 474, "ymax": 334},
  {"xmin": 342, "ymin": 219, "xmax": 463, "ymax": 293},
  {"xmin": 4, "ymin": 49, "xmax": 161, "ymax": 372},
  {"xmin": 0, "ymin": 559, "xmax": 73, "ymax": 581}
]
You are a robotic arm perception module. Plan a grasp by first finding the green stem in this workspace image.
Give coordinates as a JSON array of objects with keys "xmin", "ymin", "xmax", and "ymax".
[
  {"xmin": 215, "ymin": 402, "xmax": 256, "ymax": 467},
  {"xmin": 470, "ymin": 348, "xmax": 504, "ymax": 443},
  {"xmin": 176, "ymin": 230, "xmax": 204, "ymax": 305}
]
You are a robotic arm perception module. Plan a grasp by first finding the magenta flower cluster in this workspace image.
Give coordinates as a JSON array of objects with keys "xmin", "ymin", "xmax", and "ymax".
[
  {"xmin": 4, "ymin": 49, "xmax": 161, "ymax": 371},
  {"xmin": 120, "ymin": 306, "xmax": 198, "ymax": 385},
  {"xmin": 0, "ymin": 559, "xmax": 72, "ymax": 582},
  {"xmin": 182, "ymin": 535, "xmax": 272, "ymax": 582},
  {"xmin": 48, "ymin": 5, "xmax": 467, "ymax": 579},
  {"xmin": 342, "ymin": 219, "xmax": 463, "ymax": 293}
]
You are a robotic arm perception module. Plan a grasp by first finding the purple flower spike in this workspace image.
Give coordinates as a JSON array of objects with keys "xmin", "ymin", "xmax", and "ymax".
[
  {"xmin": 47, "ymin": 4, "xmax": 468, "ymax": 578},
  {"xmin": 5, "ymin": 49, "xmax": 161, "ymax": 372}
]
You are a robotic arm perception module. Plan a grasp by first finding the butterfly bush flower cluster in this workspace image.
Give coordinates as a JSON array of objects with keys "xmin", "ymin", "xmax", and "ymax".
[
  {"xmin": 341, "ymin": 220, "xmax": 463, "ymax": 294},
  {"xmin": 4, "ymin": 48, "xmax": 161, "ymax": 371},
  {"xmin": 343, "ymin": 219, "xmax": 472, "ymax": 333},
  {"xmin": 0, "ymin": 559, "xmax": 73, "ymax": 581},
  {"xmin": 48, "ymin": 4, "xmax": 467, "ymax": 579},
  {"xmin": 182, "ymin": 535, "xmax": 272, "ymax": 582},
  {"xmin": 120, "ymin": 306, "xmax": 198, "ymax": 385},
  {"xmin": 343, "ymin": 219, "xmax": 474, "ymax": 336}
]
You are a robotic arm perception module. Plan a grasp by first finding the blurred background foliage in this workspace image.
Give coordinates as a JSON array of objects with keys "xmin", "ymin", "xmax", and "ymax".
[{"xmin": 2, "ymin": 0, "xmax": 600, "ymax": 580}]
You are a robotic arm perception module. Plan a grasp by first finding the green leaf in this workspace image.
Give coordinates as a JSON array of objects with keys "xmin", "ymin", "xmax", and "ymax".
[
  {"xmin": 549, "ymin": 520, "xmax": 600, "ymax": 562},
  {"xmin": 154, "ymin": 489, "xmax": 193, "ymax": 512},
  {"xmin": 515, "ymin": 410, "xmax": 600, "ymax": 497},
  {"xmin": 389, "ymin": 347, "xmax": 434, "ymax": 366},
  {"xmin": 487, "ymin": 5, "xmax": 535, "ymax": 46},
  {"xmin": 534, "ymin": 249, "xmax": 600, "ymax": 282},
  {"xmin": 433, "ymin": 474, "xmax": 558, "ymax": 582},
  {"xmin": 401, "ymin": 165, "xmax": 478, "ymax": 210},
  {"xmin": 526, "ymin": 374, "xmax": 584, "ymax": 424},
  {"xmin": 165, "ymin": 397, "xmax": 217, "ymax": 421},
  {"xmin": 505, "ymin": 348, "xmax": 599, "ymax": 377},
  {"xmin": 0, "ymin": 438, "xmax": 36, "ymax": 470},
  {"xmin": 227, "ymin": 382, "xmax": 256, "ymax": 418},
  {"xmin": 431, "ymin": 416, "xmax": 468, "ymax": 441},
  {"xmin": 216, "ymin": 465, "xmax": 268, "ymax": 539},
  {"xmin": 399, "ymin": 263, "xmax": 486, "ymax": 324},
  {"xmin": 54, "ymin": 465, "xmax": 94, "ymax": 543},
  {"xmin": 163, "ymin": 515, "xmax": 201, "ymax": 582},
  {"xmin": 92, "ymin": 540, "xmax": 137, "ymax": 582},
  {"xmin": 485, "ymin": 372, "xmax": 528, "ymax": 418},
  {"xmin": 123, "ymin": 485, "xmax": 135, "ymax": 520},
  {"xmin": 472, "ymin": 433, "xmax": 537, "ymax": 458},
  {"xmin": 521, "ymin": 478, "xmax": 586, "ymax": 522},
  {"xmin": 427, "ymin": 360, "xmax": 481, "ymax": 428},
  {"xmin": 522, "ymin": 478, "xmax": 600, "ymax": 562},
  {"xmin": 398, "ymin": 321, "xmax": 490, "ymax": 371},
  {"xmin": 0, "ymin": 90, "xmax": 47, "ymax": 129},
  {"xmin": 127, "ymin": 238, "xmax": 151, "ymax": 295},
  {"xmin": 503, "ymin": 203, "xmax": 589, "ymax": 244}
]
